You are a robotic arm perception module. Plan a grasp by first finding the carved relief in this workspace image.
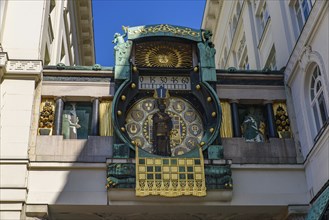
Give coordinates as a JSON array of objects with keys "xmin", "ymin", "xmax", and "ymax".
[{"xmin": 6, "ymin": 60, "xmax": 42, "ymax": 73}]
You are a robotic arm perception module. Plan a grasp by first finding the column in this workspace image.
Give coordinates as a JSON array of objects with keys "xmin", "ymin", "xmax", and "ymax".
[
  {"xmin": 91, "ymin": 98, "xmax": 100, "ymax": 136},
  {"xmin": 264, "ymin": 101, "xmax": 277, "ymax": 138},
  {"xmin": 230, "ymin": 100, "xmax": 241, "ymax": 137},
  {"xmin": 54, "ymin": 97, "xmax": 64, "ymax": 135}
]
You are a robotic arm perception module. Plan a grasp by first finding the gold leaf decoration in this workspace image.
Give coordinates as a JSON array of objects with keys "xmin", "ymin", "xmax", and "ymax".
[{"xmin": 135, "ymin": 41, "xmax": 193, "ymax": 68}]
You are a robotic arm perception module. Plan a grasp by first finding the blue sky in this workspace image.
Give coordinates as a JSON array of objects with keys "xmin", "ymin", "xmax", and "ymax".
[{"xmin": 92, "ymin": 0, "xmax": 206, "ymax": 66}]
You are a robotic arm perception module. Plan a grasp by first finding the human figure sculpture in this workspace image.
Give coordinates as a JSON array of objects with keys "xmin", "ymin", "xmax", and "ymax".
[
  {"xmin": 68, "ymin": 103, "xmax": 81, "ymax": 139},
  {"xmin": 152, "ymin": 100, "xmax": 173, "ymax": 157},
  {"xmin": 241, "ymin": 107, "xmax": 264, "ymax": 142}
]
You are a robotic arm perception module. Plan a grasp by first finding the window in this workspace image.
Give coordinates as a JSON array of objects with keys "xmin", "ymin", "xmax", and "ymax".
[
  {"xmin": 44, "ymin": 45, "xmax": 50, "ymax": 65},
  {"xmin": 62, "ymin": 102, "xmax": 92, "ymax": 139},
  {"xmin": 241, "ymin": 55, "xmax": 249, "ymax": 70},
  {"xmin": 50, "ymin": 0, "xmax": 55, "ymax": 13},
  {"xmin": 294, "ymin": 0, "xmax": 312, "ymax": 32},
  {"xmin": 60, "ymin": 39, "xmax": 66, "ymax": 62},
  {"xmin": 265, "ymin": 46, "xmax": 277, "ymax": 70},
  {"xmin": 259, "ymin": 2, "xmax": 269, "ymax": 33},
  {"xmin": 310, "ymin": 65, "xmax": 329, "ymax": 133}
]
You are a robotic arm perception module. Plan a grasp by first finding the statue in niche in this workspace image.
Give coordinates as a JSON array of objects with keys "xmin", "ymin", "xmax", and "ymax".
[
  {"xmin": 152, "ymin": 87, "xmax": 173, "ymax": 156},
  {"xmin": 67, "ymin": 103, "xmax": 81, "ymax": 139},
  {"xmin": 241, "ymin": 107, "xmax": 265, "ymax": 142}
]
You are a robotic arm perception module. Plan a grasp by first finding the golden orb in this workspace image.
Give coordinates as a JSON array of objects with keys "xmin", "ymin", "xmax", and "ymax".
[
  {"xmin": 131, "ymin": 83, "xmax": 136, "ymax": 89},
  {"xmin": 209, "ymin": 128, "xmax": 215, "ymax": 133},
  {"xmin": 117, "ymin": 110, "xmax": 122, "ymax": 116},
  {"xmin": 207, "ymin": 97, "xmax": 212, "ymax": 102},
  {"xmin": 200, "ymin": 141, "xmax": 205, "ymax": 146},
  {"xmin": 120, "ymin": 127, "xmax": 125, "ymax": 132},
  {"xmin": 193, "ymin": 66, "xmax": 199, "ymax": 72},
  {"xmin": 211, "ymin": 112, "xmax": 217, "ymax": 117},
  {"xmin": 131, "ymin": 140, "xmax": 136, "ymax": 145},
  {"xmin": 133, "ymin": 66, "xmax": 138, "ymax": 73},
  {"xmin": 196, "ymin": 84, "xmax": 201, "ymax": 90},
  {"xmin": 121, "ymin": 95, "xmax": 126, "ymax": 101}
]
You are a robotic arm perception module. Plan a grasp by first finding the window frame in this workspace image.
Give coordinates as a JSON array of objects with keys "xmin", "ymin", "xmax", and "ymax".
[
  {"xmin": 309, "ymin": 65, "xmax": 329, "ymax": 138},
  {"xmin": 294, "ymin": 0, "xmax": 313, "ymax": 32}
]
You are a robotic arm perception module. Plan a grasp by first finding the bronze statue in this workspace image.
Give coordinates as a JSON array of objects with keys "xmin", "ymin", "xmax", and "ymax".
[{"xmin": 152, "ymin": 100, "xmax": 173, "ymax": 157}]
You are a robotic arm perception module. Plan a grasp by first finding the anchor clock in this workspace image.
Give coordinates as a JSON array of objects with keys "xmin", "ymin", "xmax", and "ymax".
[{"xmin": 108, "ymin": 25, "xmax": 232, "ymax": 196}]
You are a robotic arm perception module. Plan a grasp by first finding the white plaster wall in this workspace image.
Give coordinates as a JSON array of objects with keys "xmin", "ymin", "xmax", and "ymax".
[
  {"xmin": 266, "ymin": 0, "xmax": 293, "ymax": 69},
  {"xmin": 0, "ymin": 211, "xmax": 21, "ymax": 220},
  {"xmin": 0, "ymin": 80, "xmax": 35, "ymax": 158},
  {"xmin": 0, "ymin": 164, "xmax": 27, "ymax": 187},
  {"xmin": 1, "ymin": 1, "xmax": 45, "ymax": 59},
  {"xmin": 290, "ymin": 71, "xmax": 313, "ymax": 157},
  {"xmin": 304, "ymin": 133, "xmax": 329, "ymax": 198},
  {"xmin": 308, "ymin": 11, "xmax": 329, "ymax": 93},
  {"xmin": 242, "ymin": 2, "xmax": 260, "ymax": 69},
  {"xmin": 41, "ymin": 81, "xmax": 112, "ymax": 97},
  {"xmin": 258, "ymin": 22, "xmax": 273, "ymax": 68},
  {"xmin": 26, "ymin": 164, "xmax": 307, "ymax": 207},
  {"xmin": 217, "ymin": 85, "xmax": 287, "ymax": 100},
  {"xmin": 27, "ymin": 167, "xmax": 107, "ymax": 205},
  {"xmin": 231, "ymin": 165, "xmax": 308, "ymax": 205},
  {"xmin": 213, "ymin": 0, "xmax": 233, "ymax": 69}
]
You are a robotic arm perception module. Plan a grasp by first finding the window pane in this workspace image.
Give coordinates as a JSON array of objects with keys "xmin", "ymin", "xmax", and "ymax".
[
  {"xmin": 318, "ymin": 92, "xmax": 329, "ymax": 124},
  {"xmin": 316, "ymin": 81, "xmax": 322, "ymax": 93},
  {"xmin": 62, "ymin": 102, "xmax": 92, "ymax": 139},
  {"xmin": 295, "ymin": 1, "xmax": 304, "ymax": 31},
  {"xmin": 313, "ymin": 105, "xmax": 321, "ymax": 131},
  {"xmin": 302, "ymin": 0, "xmax": 310, "ymax": 20}
]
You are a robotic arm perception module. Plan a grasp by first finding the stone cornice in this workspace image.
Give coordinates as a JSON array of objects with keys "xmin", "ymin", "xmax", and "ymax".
[
  {"xmin": 202, "ymin": 0, "xmax": 223, "ymax": 34},
  {"xmin": 75, "ymin": 0, "xmax": 95, "ymax": 66},
  {"xmin": 284, "ymin": 0, "xmax": 328, "ymax": 86}
]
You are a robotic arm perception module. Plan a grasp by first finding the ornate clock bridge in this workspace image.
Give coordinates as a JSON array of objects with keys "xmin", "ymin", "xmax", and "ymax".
[{"xmin": 107, "ymin": 24, "xmax": 232, "ymax": 198}]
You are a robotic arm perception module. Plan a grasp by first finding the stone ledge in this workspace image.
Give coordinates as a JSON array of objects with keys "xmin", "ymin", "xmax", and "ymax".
[
  {"xmin": 107, "ymin": 188, "xmax": 232, "ymax": 204},
  {"xmin": 34, "ymin": 136, "xmax": 113, "ymax": 163},
  {"xmin": 25, "ymin": 204, "xmax": 48, "ymax": 219},
  {"xmin": 0, "ymin": 52, "xmax": 8, "ymax": 66},
  {"xmin": 223, "ymin": 138, "xmax": 298, "ymax": 164}
]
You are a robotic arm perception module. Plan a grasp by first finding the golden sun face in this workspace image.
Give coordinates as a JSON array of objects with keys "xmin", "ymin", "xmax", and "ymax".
[{"xmin": 134, "ymin": 41, "xmax": 193, "ymax": 68}]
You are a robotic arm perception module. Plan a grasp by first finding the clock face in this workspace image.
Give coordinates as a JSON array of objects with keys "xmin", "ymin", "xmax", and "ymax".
[{"xmin": 125, "ymin": 96, "xmax": 204, "ymax": 156}]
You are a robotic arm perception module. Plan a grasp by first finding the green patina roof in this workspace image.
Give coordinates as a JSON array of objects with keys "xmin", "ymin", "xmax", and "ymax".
[{"xmin": 43, "ymin": 63, "xmax": 113, "ymax": 71}]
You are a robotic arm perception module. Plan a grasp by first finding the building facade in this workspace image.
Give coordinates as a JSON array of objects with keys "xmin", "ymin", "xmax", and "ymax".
[
  {"xmin": 0, "ymin": 1, "xmax": 94, "ymax": 219},
  {"xmin": 0, "ymin": 0, "xmax": 328, "ymax": 220},
  {"xmin": 203, "ymin": 0, "xmax": 329, "ymax": 219}
]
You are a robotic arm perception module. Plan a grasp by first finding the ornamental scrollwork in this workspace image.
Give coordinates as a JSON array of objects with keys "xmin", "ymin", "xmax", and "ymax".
[{"xmin": 128, "ymin": 24, "xmax": 200, "ymax": 38}]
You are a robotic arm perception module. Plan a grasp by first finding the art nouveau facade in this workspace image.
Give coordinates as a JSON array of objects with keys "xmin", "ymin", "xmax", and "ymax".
[{"xmin": 0, "ymin": 0, "xmax": 328, "ymax": 220}]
